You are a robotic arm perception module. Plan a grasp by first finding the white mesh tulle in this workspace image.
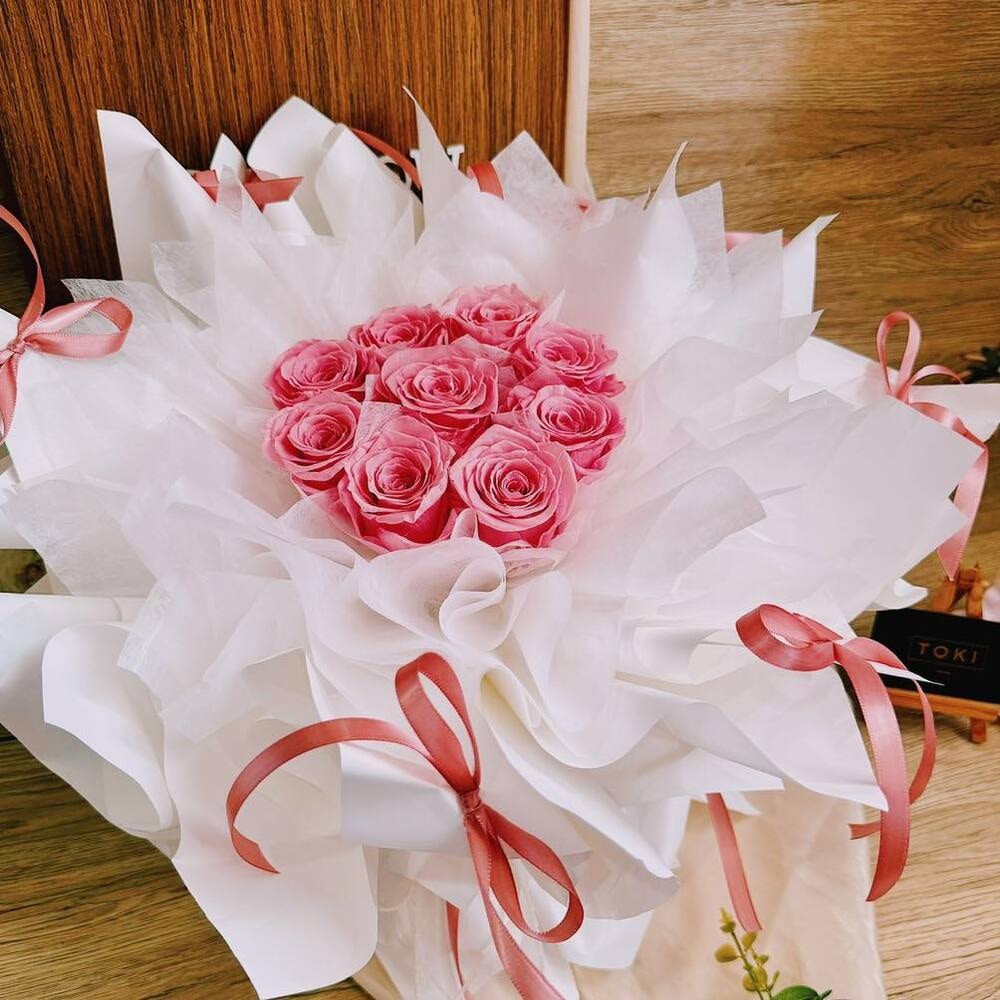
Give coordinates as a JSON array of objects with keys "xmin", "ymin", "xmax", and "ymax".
[{"xmin": 1, "ymin": 98, "xmax": 998, "ymax": 1000}]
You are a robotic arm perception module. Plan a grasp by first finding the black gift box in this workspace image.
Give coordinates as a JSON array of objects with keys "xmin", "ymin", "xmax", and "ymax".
[{"xmin": 871, "ymin": 608, "xmax": 1000, "ymax": 704}]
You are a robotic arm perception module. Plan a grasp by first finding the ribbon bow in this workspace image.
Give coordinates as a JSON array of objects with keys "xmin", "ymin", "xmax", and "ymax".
[
  {"xmin": 227, "ymin": 652, "xmax": 583, "ymax": 1000},
  {"xmin": 0, "ymin": 205, "xmax": 132, "ymax": 442},
  {"xmin": 707, "ymin": 604, "xmax": 936, "ymax": 933},
  {"xmin": 194, "ymin": 169, "xmax": 303, "ymax": 211},
  {"xmin": 876, "ymin": 310, "xmax": 988, "ymax": 580}
]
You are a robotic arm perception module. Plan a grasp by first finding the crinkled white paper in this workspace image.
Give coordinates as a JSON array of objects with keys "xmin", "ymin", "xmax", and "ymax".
[{"xmin": 1, "ymin": 97, "xmax": 998, "ymax": 999}]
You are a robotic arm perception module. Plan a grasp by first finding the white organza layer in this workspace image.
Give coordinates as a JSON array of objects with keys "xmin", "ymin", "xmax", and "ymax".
[{"xmin": 2, "ymin": 99, "xmax": 998, "ymax": 999}]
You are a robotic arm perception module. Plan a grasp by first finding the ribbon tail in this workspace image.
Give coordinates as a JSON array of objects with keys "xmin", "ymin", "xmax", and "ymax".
[
  {"xmin": 936, "ymin": 540, "xmax": 963, "ymax": 584},
  {"xmin": 849, "ymin": 666, "xmax": 936, "ymax": 841},
  {"xmin": 706, "ymin": 792, "xmax": 762, "ymax": 933},
  {"xmin": 0, "ymin": 356, "xmax": 19, "ymax": 441},
  {"xmin": 352, "ymin": 128, "xmax": 422, "ymax": 189},
  {"xmin": 937, "ymin": 442, "xmax": 989, "ymax": 580},
  {"xmin": 467, "ymin": 161, "xmax": 504, "ymax": 198},
  {"xmin": 465, "ymin": 818, "xmax": 569, "ymax": 1000},
  {"xmin": 446, "ymin": 903, "xmax": 471, "ymax": 999},
  {"xmin": 243, "ymin": 174, "xmax": 303, "ymax": 210},
  {"xmin": 194, "ymin": 169, "xmax": 221, "ymax": 201},
  {"xmin": 482, "ymin": 900, "xmax": 567, "ymax": 1000},
  {"xmin": 836, "ymin": 648, "xmax": 912, "ymax": 901},
  {"xmin": 724, "ymin": 231, "xmax": 792, "ymax": 251}
]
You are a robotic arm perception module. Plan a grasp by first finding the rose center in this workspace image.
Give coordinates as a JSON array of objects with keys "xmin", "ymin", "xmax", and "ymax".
[{"xmin": 372, "ymin": 454, "xmax": 425, "ymax": 498}]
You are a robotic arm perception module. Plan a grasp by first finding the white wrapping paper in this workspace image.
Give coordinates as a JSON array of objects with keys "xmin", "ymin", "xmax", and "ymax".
[{"xmin": 1, "ymin": 97, "xmax": 998, "ymax": 999}]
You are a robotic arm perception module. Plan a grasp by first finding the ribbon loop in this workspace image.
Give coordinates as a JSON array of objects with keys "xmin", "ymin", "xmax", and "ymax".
[
  {"xmin": 0, "ymin": 205, "xmax": 131, "ymax": 441},
  {"xmin": 396, "ymin": 652, "xmax": 481, "ymax": 794},
  {"xmin": 716, "ymin": 603, "xmax": 937, "ymax": 925},
  {"xmin": 482, "ymin": 806, "xmax": 584, "ymax": 943},
  {"xmin": 875, "ymin": 310, "xmax": 988, "ymax": 579},
  {"xmin": 228, "ymin": 652, "xmax": 582, "ymax": 1000},
  {"xmin": 876, "ymin": 311, "xmax": 924, "ymax": 399},
  {"xmin": 467, "ymin": 160, "xmax": 505, "ymax": 198}
]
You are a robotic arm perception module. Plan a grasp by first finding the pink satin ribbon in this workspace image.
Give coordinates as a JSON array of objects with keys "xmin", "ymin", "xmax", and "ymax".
[
  {"xmin": 876, "ymin": 311, "xmax": 988, "ymax": 580},
  {"xmin": 708, "ymin": 604, "xmax": 936, "ymax": 931},
  {"xmin": 194, "ymin": 169, "xmax": 303, "ymax": 210},
  {"xmin": 351, "ymin": 128, "xmax": 505, "ymax": 198},
  {"xmin": 466, "ymin": 160, "xmax": 504, "ymax": 198},
  {"xmin": 716, "ymin": 252, "xmax": 985, "ymax": 576},
  {"xmin": 706, "ymin": 791, "xmax": 762, "ymax": 933},
  {"xmin": 227, "ymin": 652, "xmax": 583, "ymax": 1000},
  {"xmin": 0, "ymin": 205, "xmax": 132, "ymax": 441},
  {"xmin": 351, "ymin": 128, "xmax": 423, "ymax": 188}
]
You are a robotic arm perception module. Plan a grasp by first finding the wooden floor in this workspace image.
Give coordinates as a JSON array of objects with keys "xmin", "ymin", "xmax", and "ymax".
[
  {"xmin": 3, "ymin": 2, "xmax": 1000, "ymax": 996},
  {"xmin": 874, "ymin": 714, "xmax": 1000, "ymax": 1000},
  {"xmin": 3, "ymin": 709, "xmax": 998, "ymax": 1000}
]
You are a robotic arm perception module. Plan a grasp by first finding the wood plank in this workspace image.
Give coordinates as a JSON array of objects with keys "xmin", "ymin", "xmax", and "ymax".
[
  {"xmin": 0, "ymin": 734, "xmax": 369, "ymax": 999},
  {"xmin": 0, "ymin": 0, "xmax": 569, "ymax": 296},
  {"xmin": 588, "ymin": 0, "xmax": 1000, "ymax": 367},
  {"xmin": 872, "ymin": 709, "xmax": 1000, "ymax": 1000},
  {"xmin": 588, "ymin": 4, "xmax": 1000, "ymax": 996}
]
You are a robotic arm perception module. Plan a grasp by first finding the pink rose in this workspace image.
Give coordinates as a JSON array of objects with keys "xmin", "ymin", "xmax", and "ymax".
[
  {"xmin": 443, "ymin": 284, "xmax": 543, "ymax": 349},
  {"xmin": 513, "ymin": 323, "xmax": 624, "ymax": 395},
  {"xmin": 266, "ymin": 339, "xmax": 379, "ymax": 407},
  {"xmin": 504, "ymin": 382, "xmax": 625, "ymax": 481},
  {"xmin": 450, "ymin": 425, "xmax": 577, "ymax": 548},
  {"xmin": 374, "ymin": 344, "xmax": 501, "ymax": 444},
  {"xmin": 347, "ymin": 304, "xmax": 449, "ymax": 357},
  {"xmin": 264, "ymin": 390, "xmax": 361, "ymax": 492},
  {"xmin": 327, "ymin": 415, "xmax": 455, "ymax": 551}
]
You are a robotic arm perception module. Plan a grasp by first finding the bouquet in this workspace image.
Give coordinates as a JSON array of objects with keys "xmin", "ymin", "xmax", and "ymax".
[{"xmin": 2, "ymin": 95, "xmax": 998, "ymax": 999}]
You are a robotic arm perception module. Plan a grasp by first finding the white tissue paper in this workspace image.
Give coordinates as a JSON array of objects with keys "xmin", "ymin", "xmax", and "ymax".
[{"xmin": 2, "ymin": 96, "xmax": 998, "ymax": 999}]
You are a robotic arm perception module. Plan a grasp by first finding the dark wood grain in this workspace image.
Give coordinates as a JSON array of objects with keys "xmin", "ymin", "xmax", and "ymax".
[
  {"xmin": 0, "ymin": 4, "xmax": 565, "ymax": 994},
  {"xmin": 0, "ymin": 0, "xmax": 569, "ymax": 296}
]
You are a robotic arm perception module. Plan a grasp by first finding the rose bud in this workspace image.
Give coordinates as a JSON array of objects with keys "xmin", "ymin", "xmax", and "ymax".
[
  {"xmin": 263, "ymin": 390, "xmax": 361, "ymax": 492},
  {"xmin": 503, "ymin": 381, "xmax": 625, "ymax": 481},
  {"xmin": 443, "ymin": 284, "xmax": 543, "ymax": 350},
  {"xmin": 326, "ymin": 414, "xmax": 456, "ymax": 551},
  {"xmin": 266, "ymin": 338, "xmax": 379, "ymax": 407},
  {"xmin": 450, "ymin": 424, "xmax": 577, "ymax": 548},
  {"xmin": 513, "ymin": 322, "xmax": 624, "ymax": 395},
  {"xmin": 347, "ymin": 304, "xmax": 449, "ymax": 358}
]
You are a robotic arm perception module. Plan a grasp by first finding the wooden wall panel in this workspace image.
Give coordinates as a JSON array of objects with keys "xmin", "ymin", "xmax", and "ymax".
[
  {"xmin": 0, "ymin": 0, "xmax": 569, "ymax": 290},
  {"xmin": 587, "ymin": 0, "xmax": 1000, "ymax": 366},
  {"xmin": 589, "ymin": 6, "xmax": 1000, "ymax": 998}
]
